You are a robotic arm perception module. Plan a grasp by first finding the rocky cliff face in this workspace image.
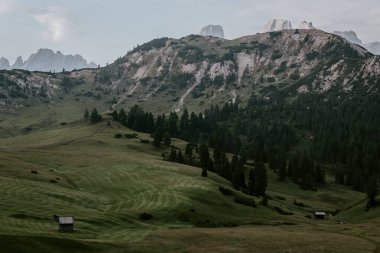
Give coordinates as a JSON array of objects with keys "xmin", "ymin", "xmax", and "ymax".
[
  {"xmin": 333, "ymin": 31, "xmax": 363, "ymax": 45},
  {"xmin": 199, "ymin": 25, "xmax": 225, "ymax": 39},
  {"xmin": 298, "ymin": 21, "xmax": 315, "ymax": 29},
  {"xmin": 263, "ymin": 19, "xmax": 292, "ymax": 32},
  {"xmin": 0, "ymin": 49, "xmax": 97, "ymax": 72}
]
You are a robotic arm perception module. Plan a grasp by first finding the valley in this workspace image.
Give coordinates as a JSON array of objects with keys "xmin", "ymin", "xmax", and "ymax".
[{"xmin": 0, "ymin": 26, "xmax": 379, "ymax": 252}]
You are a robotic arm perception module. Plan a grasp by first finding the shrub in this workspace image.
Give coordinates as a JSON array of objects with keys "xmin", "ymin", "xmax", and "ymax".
[
  {"xmin": 306, "ymin": 50, "xmax": 320, "ymax": 61},
  {"xmin": 139, "ymin": 212, "xmax": 153, "ymax": 220},
  {"xmin": 234, "ymin": 196, "xmax": 257, "ymax": 207},
  {"xmin": 274, "ymin": 195, "xmax": 286, "ymax": 201},
  {"xmin": 219, "ymin": 186, "xmax": 233, "ymax": 196},
  {"xmin": 114, "ymin": 133, "xmax": 123, "ymax": 138},
  {"xmin": 289, "ymin": 72, "xmax": 300, "ymax": 80},
  {"xmin": 273, "ymin": 206, "xmax": 293, "ymax": 215},
  {"xmin": 125, "ymin": 133, "xmax": 138, "ymax": 139},
  {"xmin": 294, "ymin": 199, "xmax": 308, "ymax": 207},
  {"xmin": 140, "ymin": 139, "xmax": 150, "ymax": 144},
  {"xmin": 271, "ymin": 50, "xmax": 283, "ymax": 60}
]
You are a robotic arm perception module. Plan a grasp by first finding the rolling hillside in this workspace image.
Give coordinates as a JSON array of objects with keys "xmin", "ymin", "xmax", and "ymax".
[{"xmin": 1, "ymin": 118, "xmax": 379, "ymax": 252}]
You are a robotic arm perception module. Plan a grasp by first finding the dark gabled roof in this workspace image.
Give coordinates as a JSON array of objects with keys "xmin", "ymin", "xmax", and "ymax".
[{"xmin": 58, "ymin": 216, "xmax": 74, "ymax": 224}]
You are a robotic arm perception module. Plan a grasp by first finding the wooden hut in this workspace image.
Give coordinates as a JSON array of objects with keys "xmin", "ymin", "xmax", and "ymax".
[
  {"xmin": 314, "ymin": 211, "xmax": 327, "ymax": 219},
  {"xmin": 56, "ymin": 216, "xmax": 74, "ymax": 232}
]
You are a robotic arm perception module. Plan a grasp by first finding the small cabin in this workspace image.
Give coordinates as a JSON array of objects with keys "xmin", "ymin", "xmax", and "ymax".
[
  {"xmin": 314, "ymin": 211, "xmax": 327, "ymax": 219},
  {"xmin": 54, "ymin": 216, "xmax": 74, "ymax": 232}
]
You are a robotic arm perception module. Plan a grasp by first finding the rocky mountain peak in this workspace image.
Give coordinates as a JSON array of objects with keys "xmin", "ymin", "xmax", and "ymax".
[
  {"xmin": 12, "ymin": 56, "xmax": 24, "ymax": 69},
  {"xmin": 0, "ymin": 57, "xmax": 10, "ymax": 70},
  {"xmin": 333, "ymin": 30, "xmax": 363, "ymax": 45},
  {"xmin": 298, "ymin": 21, "xmax": 315, "ymax": 29},
  {"xmin": 199, "ymin": 25, "xmax": 225, "ymax": 39},
  {"xmin": 263, "ymin": 19, "xmax": 292, "ymax": 32}
]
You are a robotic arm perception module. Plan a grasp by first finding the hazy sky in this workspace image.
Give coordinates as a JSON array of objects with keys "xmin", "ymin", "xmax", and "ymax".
[{"xmin": 1, "ymin": 0, "xmax": 379, "ymax": 65}]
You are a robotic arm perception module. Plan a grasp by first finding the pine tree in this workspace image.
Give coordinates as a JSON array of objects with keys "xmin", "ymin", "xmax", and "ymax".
[
  {"xmin": 163, "ymin": 132, "xmax": 171, "ymax": 146},
  {"xmin": 254, "ymin": 162, "xmax": 267, "ymax": 197},
  {"xmin": 366, "ymin": 175, "xmax": 378, "ymax": 208},
  {"xmin": 278, "ymin": 157, "xmax": 287, "ymax": 182},
  {"xmin": 153, "ymin": 129, "xmax": 163, "ymax": 147},
  {"xmin": 112, "ymin": 110, "xmax": 118, "ymax": 121},
  {"xmin": 83, "ymin": 109, "xmax": 89, "ymax": 120},
  {"xmin": 177, "ymin": 150, "xmax": 185, "ymax": 164},
  {"xmin": 185, "ymin": 143, "xmax": 193, "ymax": 157},
  {"xmin": 199, "ymin": 144, "xmax": 210, "ymax": 169},
  {"xmin": 118, "ymin": 108, "xmax": 127, "ymax": 126},
  {"xmin": 248, "ymin": 168, "xmax": 255, "ymax": 195},
  {"xmin": 168, "ymin": 148, "xmax": 177, "ymax": 162},
  {"xmin": 90, "ymin": 108, "xmax": 102, "ymax": 124}
]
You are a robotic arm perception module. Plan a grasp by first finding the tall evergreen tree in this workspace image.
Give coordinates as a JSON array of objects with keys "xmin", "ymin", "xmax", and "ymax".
[
  {"xmin": 83, "ymin": 108, "xmax": 89, "ymax": 120},
  {"xmin": 254, "ymin": 162, "xmax": 267, "ymax": 197},
  {"xmin": 153, "ymin": 129, "xmax": 163, "ymax": 147},
  {"xmin": 163, "ymin": 132, "xmax": 171, "ymax": 146},
  {"xmin": 90, "ymin": 108, "xmax": 102, "ymax": 124},
  {"xmin": 177, "ymin": 150, "xmax": 185, "ymax": 164}
]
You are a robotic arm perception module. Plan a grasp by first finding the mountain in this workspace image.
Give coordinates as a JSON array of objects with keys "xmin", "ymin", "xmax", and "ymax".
[
  {"xmin": 1, "ymin": 29, "xmax": 378, "ymax": 116},
  {"xmin": 333, "ymin": 30, "xmax": 380, "ymax": 55},
  {"xmin": 263, "ymin": 19, "xmax": 292, "ymax": 32},
  {"xmin": 0, "ymin": 49, "xmax": 97, "ymax": 72},
  {"xmin": 333, "ymin": 30, "xmax": 363, "ymax": 45},
  {"xmin": 298, "ymin": 21, "xmax": 315, "ymax": 29},
  {"xmin": 365, "ymin": 41, "xmax": 380, "ymax": 55},
  {"xmin": 199, "ymin": 25, "xmax": 225, "ymax": 39},
  {"xmin": 0, "ymin": 57, "xmax": 10, "ymax": 70},
  {"xmin": 12, "ymin": 56, "xmax": 24, "ymax": 69}
]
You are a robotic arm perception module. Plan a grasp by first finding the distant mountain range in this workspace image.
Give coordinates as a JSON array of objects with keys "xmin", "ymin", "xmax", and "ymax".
[
  {"xmin": 333, "ymin": 30, "xmax": 380, "ymax": 55},
  {"xmin": 0, "ymin": 49, "xmax": 97, "ymax": 72}
]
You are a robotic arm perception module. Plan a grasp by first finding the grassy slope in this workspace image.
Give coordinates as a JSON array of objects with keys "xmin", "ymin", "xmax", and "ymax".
[{"xmin": 0, "ymin": 120, "xmax": 379, "ymax": 252}]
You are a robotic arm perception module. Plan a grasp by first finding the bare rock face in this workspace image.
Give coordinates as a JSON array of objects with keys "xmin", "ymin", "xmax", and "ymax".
[
  {"xmin": 263, "ymin": 19, "xmax": 292, "ymax": 32},
  {"xmin": 298, "ymin": 21, "xmax": 315, "ymax": 29},
  {"xmin": 199, "ymin": 25, "xmax": 225, "ymax": 39},
  {"xmin": 0, "ymin": 57, "xmax": 10, "ymax": 70},
  {"xmin": 334, "ymin": 30, "xmax": 363, "ymax": 45}
]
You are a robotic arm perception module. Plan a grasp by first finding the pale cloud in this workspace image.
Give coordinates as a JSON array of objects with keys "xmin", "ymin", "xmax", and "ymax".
[
  {"xmin": 34, "ymin": 10, "xmax": 70, "ymax": 42},
  {"xmin": 0, "ymin": 0, "xmax": 15, "ymax": 13}
]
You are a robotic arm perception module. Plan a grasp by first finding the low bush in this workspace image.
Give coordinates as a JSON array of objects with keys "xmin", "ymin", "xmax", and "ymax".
[
  {"xmin": 273, "ymin": 206, "xmax": 293, "ymax": 215},
  {"xmin": 139, "ymin": 212, "xmax": 153, "ymax": 220},
  {"xmin": 114, "ymin": 133, "xmax": 123, "ymax": 138},
  {"xmin": 219, "ymin": 186, "xmax": 233, "ymax": 196},
  {"xmin": 234, "ymin": 196, "xmax": 257, "ymax": 207}
]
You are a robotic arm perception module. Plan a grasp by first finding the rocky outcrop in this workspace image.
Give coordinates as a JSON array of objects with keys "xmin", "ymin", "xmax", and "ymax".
[
  {"xmin": 200, "ymin": 25, "xmax": 225, "ymax": 39},
  {"xmin": 263, "ymin": 19, "xmax": 292, "ymax": 32},
  {"xmin": 298, "ymin": 21, "xmax": 315, "ymax": 29},
  {"xmin": 333, "ymin": 31, "xmax": 363, "ymax": 45}
]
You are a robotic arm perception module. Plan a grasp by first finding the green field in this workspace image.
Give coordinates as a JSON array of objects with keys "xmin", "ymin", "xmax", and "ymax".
[{"xmin": 1, "ymin": 119, "xmax": 380, "ymax": 252}]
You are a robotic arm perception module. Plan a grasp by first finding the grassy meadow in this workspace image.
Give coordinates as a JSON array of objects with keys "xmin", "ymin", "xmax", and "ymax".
[{"xmin": 0, "ymin": 119, "xmax": 380, "ymax": 252}]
